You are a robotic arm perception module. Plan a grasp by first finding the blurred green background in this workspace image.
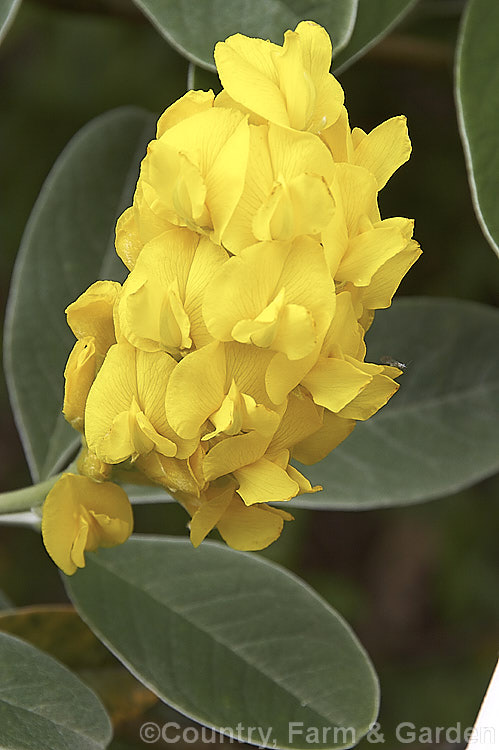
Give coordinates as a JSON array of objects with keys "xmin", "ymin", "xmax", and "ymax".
[{"xmin": 0, "ymin": 1, "xmax": 498, "ymax": 747}]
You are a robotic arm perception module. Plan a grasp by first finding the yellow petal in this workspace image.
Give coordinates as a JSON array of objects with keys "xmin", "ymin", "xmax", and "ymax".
[
  {"xmin": 215, "ymin": 22, "xmax": 343, "ymax": 133},
  {"xmin": 204, "ymin": 114, "xmax": 250, "ymax": 244},
  {"xmin": 204, "ymin": 238, "xmax": 334, "ymax": 360},
  {"xmin": 223, "ymin": 124, "xmax": 334, "ymax": 251},
  {"xmin": 266, "ymin": 123, "xmax": 335, "ymax": 192},
  {"xmin": 253, "ymin": 172, "xmax": 334, "ymax": 241},
  {"xmin": 271, "ymin": 303, "xmax": 318, "ymax": 360},
  {"xmin": 217, "ymin": 496, "xmax": 293, "ymax": 551},
  {"xmin": 331, "ymin": 163, "xmax": 379, "ymax": 235},
  {"xmin": 42, "ymin": 474, "xmax": 81, "ymax": 575},
  {"xmin": 203, "ymin": 380, "xmax": 243, "ymax": 439},
  {"xmin": 76, "ymin": 479, "xmax": 133, "ymax": 548},
  {"xmin": 146, "ymin": 108, "xmax": 249, "ymax": 239},
  {"xmin": 189, "ymin": 480, "xmax": 235, "ymax": 547},
  {"xmin": 63, "ymin": 337, "xmax": 97, "ymax": 432},
  {"xmin": 98, "ymin": 408, "xmax": 147, "ymax": 464},
  {"xmin": 240, "ymin": 393, "xmax": 282, "ymax": 437},
  {"xmin": 119, "ymin": 229, "xmax": 196, "ymax": 354},
  {"xmin": 166, "ymin": 341, "xmax": 226, "ymax": 439},
  {"xmin": 136, "ymin": 451, "xmax": 204, "ymax": 496},
  {"xmin": 265, "ymin": 346, "xmax": 320, "ymax": 405},
  {"xmin": 203, "ymin": 430, "xmax": 271, "ymax": 482},
  {"xmin": 71, "ymin": 515, "xmax": 89, "ymax": 567},
  {"xmin": 274, "ymin": 28, "xmax": 316, "ymax": 131},
  {"xmin": 293, "ymin": 411, "xmax": 355, "ymax": 464},
  {"xmin": 115, "ymin": 206, "xmax": 142, "ymax": 271},
  {"xmin": 85, "ymin": 342, "xmax": 184, "ymax": 463},
  {"xmin": 156, "ymin": 89, "xmax": 215, "ymax": 137},
  {"xmin": 182, "ymin": 235, "xmax": 229, "ymax": 349},
  {"xmin": 204, "ymin": 242, "xmax": 283, "ymax": 342},
  {"xmin": 235, "ymin": 456, "xmax": 299, "ymax": 505},
  {"xmin": 115, "ymin": 185, "xmax": 176, "ymax": 271},
  {"xmin": 268, "ymin": 389, "xmax": 323, "ymax": 455},
  {"xmin": 337, "ymin": 219, "xmax": 414, "ymax": 287},
  {"xmin": 85, "ymin": 343, "xmax": 135, "ymax": 461},
  {"xmin": 320, "ymin": 105, "xmax": 354, "ymax": 162},
  {"xmin": 231, "ymin": 288, "xmax": 287, "ymax": 348},
  {"xmin": 286, "ymin": 464, "xmax": 322, "ymax": 496},
  {"xmin": 87, "ymin": 512, "xmax": 132, "ymax": 551},
  {"xmin": 320, "ymin": 188, "xmax": 349, "ymax": 275},
  {"xmin": 120, "ymin": 229, "xmax": 227, "ymax": 355},
  {"xmin": 135, "ymin": 410, "xmax": 177, "ymax": 458},
  {"xmin": 302, "ymin": 356, "xmax": 372, "ymax": 412},
  {"xmin": 337, "ymin": 361, "xmax": 400, "ymax": 420},
  {"xmin": 360, "ymin": 239, "xmax": 422, "ymax": 310},
  {"xmin": 322, "ymin": 291, "xmax": 363, "ymax": 359},
  {"xmin": 146, "ymin": 141, "xmax": 209, "ymax": 230},
  {"xmin": 290, "ymin": 21, "xmax": 344, "ymax": 132},
  {"xmin": 202, "ymin": 382, "xmax": 279, "ymax": 441},
  {"xmin": 221, "ymin": 125, "xmax": 274, "ymax": 253},
  {"xmin": 215, "ymin": 35, "xmax": 290, "ymax": 127},
  {"xmin": 224, "ymin": 341, "xmax": 275, "ymax": 408},
  {"xmin": 66, "ymin": 280, "xmax": 120, "ymax": 362},
  {"xmin": 136, "ymin": 349, "xmax": 196, "ymax": 458},
  {"xmin": 353, "ymin": 115, "xmax": 411, "ymax": 190}
]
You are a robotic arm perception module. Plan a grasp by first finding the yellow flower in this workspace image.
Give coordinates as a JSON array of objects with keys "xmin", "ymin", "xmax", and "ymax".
[
  {"xmin": 143, "ymin": 109, "xmax": 249, "ymax": 240},
  {"xmin": 222, "ymin": 123, "xmax": 335, "ymax": 252},
  {"xmin": 85, "ymin": 341, "xmax": 197, "ymax": 464},
  {"xmin": 45, "ymin": 21, "xmax": 420, "ymax": 571},
  {"xmin": 62, "ymin": 280, "xmax": 121, "ymax": 431},
  {"xmin": 42, "ymin": 474, "xmax": 133, "ymax": 575},
  {"xmin": 320, "ymin": 112, "xmax": 421, "ymax": 321},
  {"xmin": 165, "ymin": 340, "xmax": 277, "ymax": 441},
  {"xmin": 185, "ymin": 479, "xmax": 294, "ymax": 551},
  {"xmin": 66, "ymin": 280, "xmax": 120, "ymax": 364},
  {"xmin": 203, "ymin": 388, "xmax": 322, "ymax": 506},
  {"xmin": 301, "ymin": 290, "xmax": 401, "ymax": 420},
  {"xmin": 214, "ymin": 21, "xmax": 344, "ymax": 133},
  {"xmin": 203, "ymin": 238, "xmax": 334, "ymax": 360},
  {"xmin": 118, "ymin": 228, "xmax": 227, "ymax": 357},
  {"xmin": 322, "ymin": 109, "xmax": 412, "ymax": 189}
]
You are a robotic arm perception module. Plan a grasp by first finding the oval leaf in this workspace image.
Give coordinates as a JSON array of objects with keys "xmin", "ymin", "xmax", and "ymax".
[
  {"xmin": 0, "ymin": 606, "xmax": 158, "ymax": 728},
  {"xmin": 293, "ymin": 298, "xmax": 499, "ymax": 509},
  {"xmin": 3, "ymin": 107, "xmax": 155, "ymax": 482},
  {"xmin": 332, "ymin": 0, "xmax": 418, "ymax": 73},
  {"xmin": 67, "ymin": 536, "xmax": 379, "ymax": 750},
  {"xmin": 132, "ymin": 0, "xmax": 359, "ymax": 71},
  {"xmin": 456, "ymin": 0, "xmax": 499, "ymax": 257},
  {"xmin": 0, "ymin": 0, "xmax": 21, "ymax": 45},
  {"xmin": 0, "ymin": 632, "xmax": 112, "ymax": 750}
]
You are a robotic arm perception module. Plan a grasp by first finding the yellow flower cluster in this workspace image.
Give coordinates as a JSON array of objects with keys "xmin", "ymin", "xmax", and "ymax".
[{"xmin": 42, "ymin": 21, "xmax": 421, "ymax": 574}]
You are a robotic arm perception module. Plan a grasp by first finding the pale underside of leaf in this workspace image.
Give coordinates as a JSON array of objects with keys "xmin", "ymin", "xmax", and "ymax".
[
  {"xmin": 3, "ymin": 107, "xmax": 155, "ymax": 483},
  {"xmin": 332, "ymin": 0, "xmax": 419, "ymax": 73},
  {"xmin": 455, "ymin": 0, "xmax": 499, "ymax": 257},
  {"xmin": 132, "ymin": 0, "xmax": 359, "ymax": 71}
]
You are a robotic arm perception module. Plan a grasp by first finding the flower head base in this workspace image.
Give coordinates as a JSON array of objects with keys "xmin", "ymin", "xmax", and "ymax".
[{"xmin": 42, "ymin": 21, "xmax": 420, "ymax": 573}]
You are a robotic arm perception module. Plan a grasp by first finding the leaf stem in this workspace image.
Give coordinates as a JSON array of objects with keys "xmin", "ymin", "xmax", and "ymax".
[{"xmin": 0, "ymin": 473, "xmax": 64, "ymax": 514}]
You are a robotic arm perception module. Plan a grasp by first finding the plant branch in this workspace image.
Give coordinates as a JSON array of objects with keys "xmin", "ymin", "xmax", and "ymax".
[{"xmin": 0, "ymin": 470, "xmax": 72, "ymax": 515}]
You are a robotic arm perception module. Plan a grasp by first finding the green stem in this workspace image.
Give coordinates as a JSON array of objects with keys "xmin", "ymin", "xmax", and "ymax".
[{"xmin": 0, "ymin": 472, "xmax": 65, "ymax": 515}]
